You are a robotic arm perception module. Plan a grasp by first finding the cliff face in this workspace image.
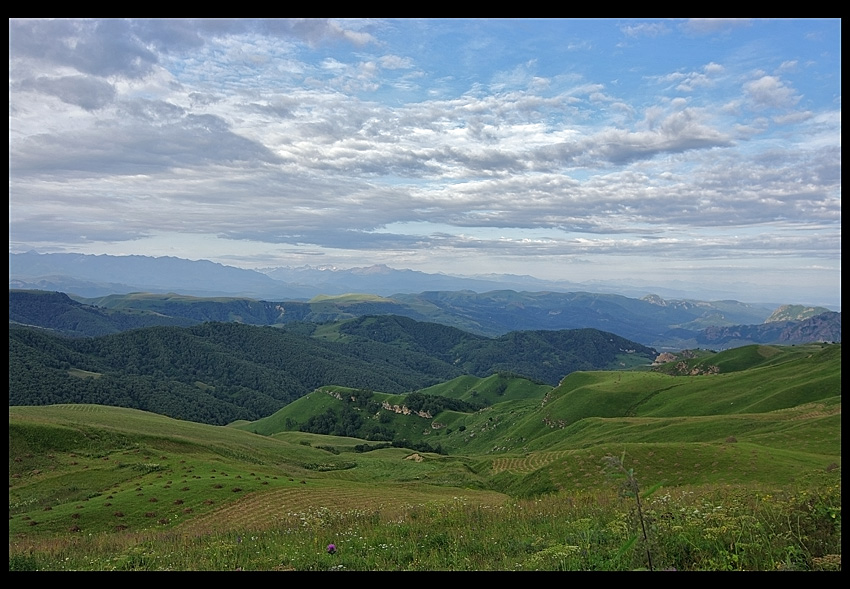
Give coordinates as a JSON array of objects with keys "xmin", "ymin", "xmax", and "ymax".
[
  {"xmin": 698, "ymin": 312, "xmax": 841, "ymax": 345},
  {"xmin": 776, "ymin": 312, "xmax": 841, "ymax": 343}
]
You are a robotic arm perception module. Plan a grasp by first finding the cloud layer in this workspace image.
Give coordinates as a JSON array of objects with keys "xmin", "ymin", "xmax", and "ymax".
[{"xmin": 9, "ymin": 19, "xmax": 841, "ymax": 304}]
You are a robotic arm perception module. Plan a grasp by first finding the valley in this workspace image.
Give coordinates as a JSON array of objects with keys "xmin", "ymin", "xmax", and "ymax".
[
  {"xmin": 8, "ymin": 280, "xmax": 842, "ymax": 571},
  {"xmin": 9, "ymin": 338, "xmax": 841, "ymax": 571}
]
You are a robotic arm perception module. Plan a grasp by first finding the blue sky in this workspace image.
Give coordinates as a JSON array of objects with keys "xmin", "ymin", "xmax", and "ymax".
[{"xmin": 9, "ymin": 19, "xmax": 841, "ymax": 306}]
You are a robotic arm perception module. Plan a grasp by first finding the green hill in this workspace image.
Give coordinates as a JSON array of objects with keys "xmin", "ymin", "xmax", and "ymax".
[
  {"xmin": 10, "ymin": 317, "xmax": 657, "ymax": 425},
  {"xmin": 8, "ymin": 343, "xmax": 841, "ymax": 571},
  {"xmin": 8, "ymin": 290, "xmax": 196, "ymax": 336},
  {"xmin": 231, "ymin": 343, "xmax": 839, "ymax": 469}
]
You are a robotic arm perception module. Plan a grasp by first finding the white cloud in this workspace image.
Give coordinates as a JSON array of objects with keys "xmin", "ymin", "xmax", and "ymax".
[
  {"xmin": 680, "ymin": 19, "xmax": 752, "ymax": 35},
  {"xmin": 655, "ymin": 62, "xmax": 725, "ymax": 93},
  {"xmin": 620, "ymin": 22, "xmax": 671, "ymax": 38},
  {"xmin": 379, "ymin": 54, "xmax": 414, "ymax": 70},
  {"xmin": 9, "ymin": 18, "xmax": 841, "ymax": 303},
  {"xmin": 704, "ymin": 62, "xmax": 724, "ymax": 75},
  {"xmin": 744, "ymin": 75, "xmax": 801, "ymax": 110}
]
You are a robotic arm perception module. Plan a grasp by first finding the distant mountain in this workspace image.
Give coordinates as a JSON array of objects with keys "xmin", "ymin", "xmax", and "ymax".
[
  {"xmin": 10, "ymin": 288, "xmax": 839, "ymax": 349},
  {"xmin": 10, "ymin": 251, "xmax": 553, "ymax": 299},
  {"xmin": 9, "ymin": 251, "xmax": 313, "ymax": 299},
  {"xmin": 261, "ymin": 265, "xmax": 799, "ymax": 303},
  {"xmin": 765, "ymin": 304, "xmax": 833, "ymax": 323},
  {"xmin": 9, "ymin": 275, "xmax": 150, "ymax": 299},
  {"xmin": 13, "ymin": 251, "xmax": 838, "ymax": 307},
  {"xmin": 387, "ymin": 290, "xmax": 778, "ymax": 347},
  {"xmin": 8, "ymin": 290, "xmax": 195, "ymax": 336},
  {"xmin": 260, "ymin": 264, "xmax": 515, "ymax": 295},
  {"xmin": 696, "ymin": 312, "xmax": 841, "ymax": 347}
]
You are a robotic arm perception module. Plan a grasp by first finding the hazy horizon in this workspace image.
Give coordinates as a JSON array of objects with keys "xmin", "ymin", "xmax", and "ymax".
[{"xmin": 9, "ymin": 249, "xmax": 841, "ymax": 309}]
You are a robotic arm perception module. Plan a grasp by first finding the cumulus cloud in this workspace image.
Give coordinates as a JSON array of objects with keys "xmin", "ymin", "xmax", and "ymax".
[
  {"xmin": 379, "ymin": 55, "xmax": 414, "ymax": 70},
  {"xmin": 282, "ymin": 18, "xmax": 376, "ymax": 47},
  {"xmin": 655, "ymin": 62, "xmax": 725, "ymax": 93},
  {"xmin": 744, "ymin": 75, "xmax": 802, "ymax": 110},
  {"xmin": 704, "ymin": 62, "xmax": 724, "ymax": 75},
  {"xmin": 10, "ymin": 19, "xmax": 375, "ymax": 83},
  {"xmin": 531, "ymin": 108, "xmax": 733, "ymax": 168},
  {"xmin": 11, "ymin": 106, "xmax": 281, "ymax": 177}
]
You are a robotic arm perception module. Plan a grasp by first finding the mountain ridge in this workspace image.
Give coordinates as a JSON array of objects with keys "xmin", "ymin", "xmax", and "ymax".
[
  {"xmin": 9, "ymin": 317, "xmax": 658, "ymax": 426},
  {"xmin": 9, "ymin": 288, "xmax": 840, "ymax": 349},
  {"xmin": 11, "ymin": 251, "xmax": 840, "ymax": 308}
]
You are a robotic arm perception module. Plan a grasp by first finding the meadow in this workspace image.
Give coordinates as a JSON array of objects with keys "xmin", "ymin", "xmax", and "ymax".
[{"xmin": 9, "ymin": 344, "xmax": 841, "ymax": 571}]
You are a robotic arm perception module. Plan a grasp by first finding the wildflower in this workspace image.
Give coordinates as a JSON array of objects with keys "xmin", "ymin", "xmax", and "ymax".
[{"xmin": 327, "ymin": 544, "xmax": 336, "ymax": 555}]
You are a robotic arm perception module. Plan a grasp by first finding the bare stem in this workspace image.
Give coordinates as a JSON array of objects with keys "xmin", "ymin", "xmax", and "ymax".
[{"xmin": 602, "ymin": 452, "xmax": 654, "ymax": 571}]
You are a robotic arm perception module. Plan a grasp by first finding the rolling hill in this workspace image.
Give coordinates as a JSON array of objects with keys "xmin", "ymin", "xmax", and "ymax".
[
  {"xmin": 8, "ymin": 343, "xmax": 841, "ymax": 570},
  {"xmin": 233, "ymin": 343, "xmax": 841, "ymax": 467},
  {"xmin": 10, "ymin": 288, "xmax": 840, "ymax": 348},
  {"xmin": 9, "ymin": 316, "xmax": 657, "ymax": 426}
]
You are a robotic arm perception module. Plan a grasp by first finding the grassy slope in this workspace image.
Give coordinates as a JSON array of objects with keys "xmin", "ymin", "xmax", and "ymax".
[
  {"xmin": 10, "ymin": 343, "xmax": 840, "ymax": 542},
  {"xmin": 459, "ymin": 344, "xmax": 840, "ymax": 496},
  {"xmin": 419, "ymin": 373, "xmax": 553, "ymax": 405},
  {"xmin": 237, "ymin": 343, "xmax": 839, "ymax": 455},
  {"xmin": 9, "ymin": 404, "xmax": 506, "ymax": 541}
]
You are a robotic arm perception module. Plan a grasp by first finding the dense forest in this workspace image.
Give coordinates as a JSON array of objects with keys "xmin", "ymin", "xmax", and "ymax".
[
  {"xmin": 8, "ymin": 290, "xmax": 196, "ymax": 336},
  {"xmin": 9, "ymin": 317, "xmax": 657, "ymax": 426},
  {"xmin": 298, "ymin": 388, "xmax": 481, "ymax": 444}
]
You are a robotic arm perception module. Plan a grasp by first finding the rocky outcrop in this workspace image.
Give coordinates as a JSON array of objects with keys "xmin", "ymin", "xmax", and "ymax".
[{"xmin": 381, "ymin": 401, "xmax": 432, "ymax": 419}]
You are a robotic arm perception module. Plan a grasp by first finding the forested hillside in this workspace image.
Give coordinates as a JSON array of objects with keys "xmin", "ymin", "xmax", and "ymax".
[
  {"xmin": 9, "ymin": 322, "xmax": 457, "ymax": 425},
  {"xmin": 10, "ymin": 317, "xmax": 657, "ymax": 425},
  {"xmin": 8, "ymin": 290, "xmax": 195, "ymax": 335}
]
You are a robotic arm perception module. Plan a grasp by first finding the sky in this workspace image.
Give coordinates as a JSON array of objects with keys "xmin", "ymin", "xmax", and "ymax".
[{"xmin": 9, "ymin": 19, "xmax": 842, "ymax": 306}]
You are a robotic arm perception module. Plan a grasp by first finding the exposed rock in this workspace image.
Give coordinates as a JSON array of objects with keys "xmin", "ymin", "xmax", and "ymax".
[
  {"xmin": 765, "ymin": 304, "xmax": 832, "ymax": 323},
  {"xmin": 381, "ymin": 401, "xmax": 432, "ymax": 419}
]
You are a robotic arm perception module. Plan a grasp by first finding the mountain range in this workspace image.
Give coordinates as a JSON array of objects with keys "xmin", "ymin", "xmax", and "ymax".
[
  {"xmin": 8, "ymin": 254, "xmax": 842, "ymax": 571},
  {"xmin": 11, "ymin": 251, "xmax": 841, "ymax": 307},
  {"xmin": 9, "ymin": 288, "xmax": 840, "ymax": 350}
]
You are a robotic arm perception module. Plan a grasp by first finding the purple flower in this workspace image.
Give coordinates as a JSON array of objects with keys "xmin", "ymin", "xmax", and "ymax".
[{"xmin": 327, "ymin": 543, "xmax": 336, "ymax": 554}]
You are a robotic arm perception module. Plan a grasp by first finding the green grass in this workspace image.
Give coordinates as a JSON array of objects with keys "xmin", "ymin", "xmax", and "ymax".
[
  {"xmin": 420, "ymin": 373, "xmax": 552, "ymax": 405},
  {"xmin": 9, "ymin": 475, "xmax": 841, "ymax": 571},
  {"xmin": 308, "ymin": 293, "xmax": 395, "ymax": 303},
  {"xmin": 9, "ymin": 344, "xmax": 842, "ymax": 570}
]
